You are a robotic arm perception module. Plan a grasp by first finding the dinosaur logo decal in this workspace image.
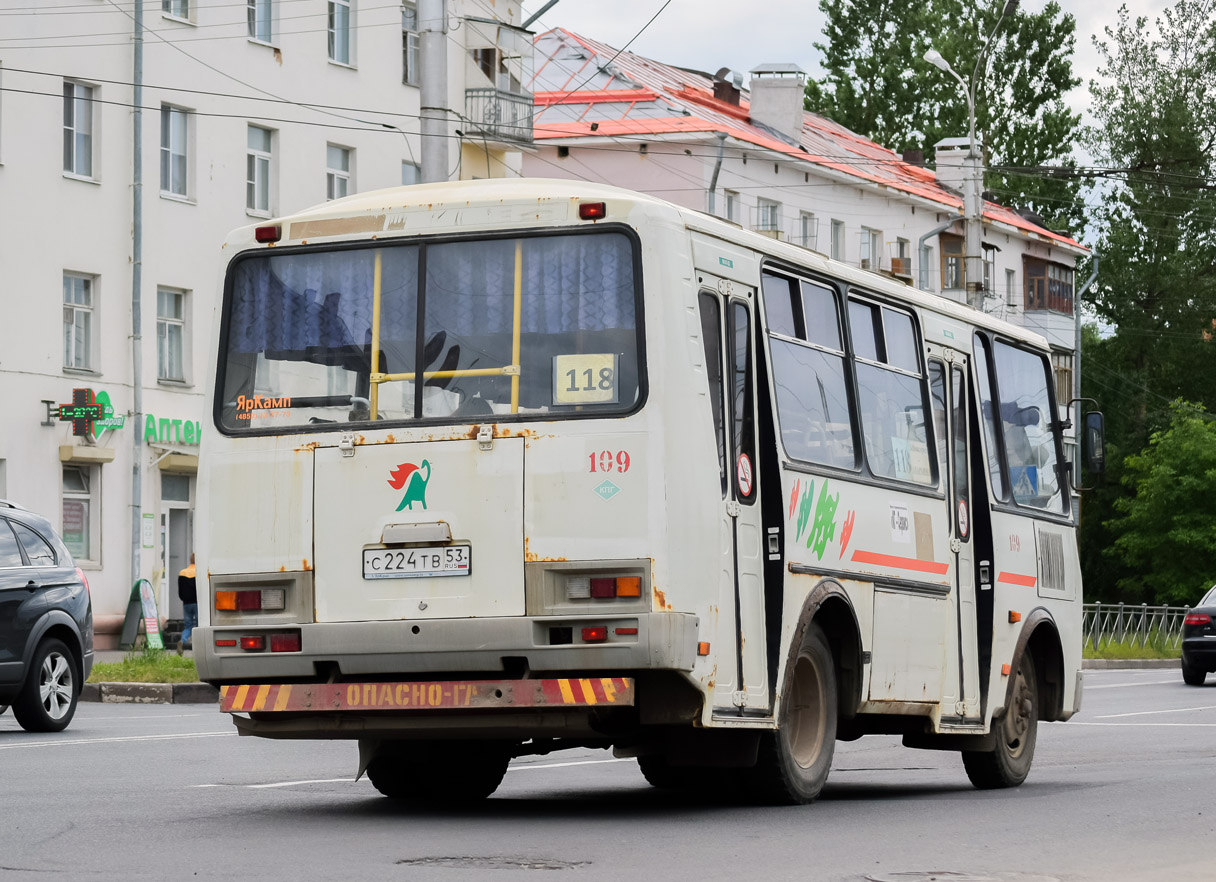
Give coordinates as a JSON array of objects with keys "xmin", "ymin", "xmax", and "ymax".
[{"xmin": 388, "ymin": 460, "xmax": 432, "ymax": 511}]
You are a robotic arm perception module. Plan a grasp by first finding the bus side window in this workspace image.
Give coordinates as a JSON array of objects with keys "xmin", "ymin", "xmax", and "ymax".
[
  {"xmin": 698, "ymin": 292, "xmax": 727, "ymax": 497},
  {"xmin": 850, "ymin": 299, "xmax": 934, "ymax": 486},
  {"xmin": 928, "ymin": 361, "xmax": 948, "ymax": 490},
  {"xmin": 973, "ymin": 334, "xmax": 1009, "ymax": 500},
  {"xmin": 952, "ymin": 365, "xmax": 971, "ymax": 537},
  {"xmin": 729, "ymin": 301, "xmax": 757, "ymax": 504},
  {"xmin": 992, "ymin": 341, "xmax": 1067, "ymax": 514},
  {"xmin": 764, "ymin": 272, "xmax": 856, "ymax": 470}
]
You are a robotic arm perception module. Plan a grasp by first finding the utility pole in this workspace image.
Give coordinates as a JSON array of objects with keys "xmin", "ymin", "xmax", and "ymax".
[
  {"xmin": 130, "ymin": 0, "xmax": 144, "ymax": 594},
  {"xmin": 419, "ymin": 0, "xmax": 449, "ymax": 183}
]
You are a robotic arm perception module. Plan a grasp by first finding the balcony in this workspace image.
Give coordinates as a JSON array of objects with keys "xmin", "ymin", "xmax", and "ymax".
[{"xmin": 465, "ymin": 88, "xmax": 534, "ymax": 145}]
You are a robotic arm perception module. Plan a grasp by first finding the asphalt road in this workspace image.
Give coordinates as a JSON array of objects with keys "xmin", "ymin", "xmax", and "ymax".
[{"xmin": 1, "ymin": 668, "xmax": 1213, "ymax": 882}]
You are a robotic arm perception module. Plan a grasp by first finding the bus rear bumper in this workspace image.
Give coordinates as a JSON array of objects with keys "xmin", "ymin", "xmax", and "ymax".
[{"xmin": 193, "ymin": 612, "xmax": 699, "ymax": 682}]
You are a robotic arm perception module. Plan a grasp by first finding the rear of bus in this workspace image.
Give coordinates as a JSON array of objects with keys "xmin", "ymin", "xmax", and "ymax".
[{"xmin": 194, "ymin": 182, "xmax": 702, "ymax": 797}]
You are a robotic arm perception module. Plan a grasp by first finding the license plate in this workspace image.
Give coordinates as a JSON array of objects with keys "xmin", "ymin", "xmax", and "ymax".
[{"xmin": 362, "ymin": 545, "xmax": 471, "ymax": 579}]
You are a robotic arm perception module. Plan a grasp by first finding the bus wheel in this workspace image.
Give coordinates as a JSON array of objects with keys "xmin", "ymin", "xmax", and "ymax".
[
  {"xmin": 368, "ymin": 742, "xmax": 512, "ymax": 803},
  {"xmin": 637, "ymin": 755, "xmax": 698, "ymax": 790},
  {"xmin": 750, "ymin": 622, "xmax": 837, "ymax": 805},
  {"xmin": 963, "ymin": 652, "xmax": 1038, "ymax": 789}
]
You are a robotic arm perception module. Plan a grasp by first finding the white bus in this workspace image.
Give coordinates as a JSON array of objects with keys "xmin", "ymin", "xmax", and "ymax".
[{"xmin": 195, "ymin": 179, "xmax": 1103, "ymax": 804}]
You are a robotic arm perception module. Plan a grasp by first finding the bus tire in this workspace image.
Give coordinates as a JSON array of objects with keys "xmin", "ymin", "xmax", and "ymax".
[
  {"xmin": 367, "ymin": 742, "xmax": 511, "ymax": 803},
  {"xmin": 963, "ymin": 652, "xmax": 1038, "ymax": 789},
  {"xmin": 637, "ymin": 755, "xmax": 698, "ymax": 790},
  {"xmin": 749, "ymin": 622, "xmax": 837, "ymax": 805}
]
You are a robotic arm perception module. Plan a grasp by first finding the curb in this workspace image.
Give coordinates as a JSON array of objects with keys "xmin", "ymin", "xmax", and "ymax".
[
  {"xmin": 1082, "ymin": 658, "xmax": 1180, "ymax": 670},
  {"xmin": 81, "ymin": 682, "xmax": 219, "ymax": 704}
]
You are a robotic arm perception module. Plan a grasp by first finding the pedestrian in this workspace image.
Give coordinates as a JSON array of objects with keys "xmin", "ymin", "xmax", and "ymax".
[{"xmin": 178, "ymin": 553, "xmax": 197, "ymax": 654}]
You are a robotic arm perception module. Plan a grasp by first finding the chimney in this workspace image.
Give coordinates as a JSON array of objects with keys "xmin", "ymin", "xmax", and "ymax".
[
  {"xmin": 901, "ymin": 148, "xmax": 924, "ymax": 166},
  {"xmin": 713, "ymin": 67, "xmax": 742, "ymax": 106},
  {"xmin": 748, "ymin": 63, "xmax": 807, "ymax": 142},
  {"xmin": 933, "ymin": 137, "xmax": 976, "ymax": 193}
]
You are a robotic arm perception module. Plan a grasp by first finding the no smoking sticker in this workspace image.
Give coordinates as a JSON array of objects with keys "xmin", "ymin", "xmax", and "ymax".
[{"xmin": 737, "ymin": 453, "xmax": 753, "ymax": 497}]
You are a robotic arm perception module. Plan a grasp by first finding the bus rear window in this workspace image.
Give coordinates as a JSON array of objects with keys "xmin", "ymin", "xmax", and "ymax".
[{"xmin": 216, "ymin": 231, "xmax": 640, "ymax": 432}]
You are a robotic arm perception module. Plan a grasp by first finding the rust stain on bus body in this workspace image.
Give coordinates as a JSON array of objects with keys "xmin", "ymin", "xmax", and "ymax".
[
  {"xmin": 302, "ymin": 559, "xmax": 312, "ymax": 571},
  {"xmin": 652, "ymin": 586, "xmax": 671, "ymax": 611}
]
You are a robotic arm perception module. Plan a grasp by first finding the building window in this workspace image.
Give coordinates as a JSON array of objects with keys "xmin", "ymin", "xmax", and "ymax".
[
  {"xmin": 248, "ymin": 0, "xmax": 273, "ymax": 43},
  {"xmin": 1024, "ymin": 259, "xmax": 1074, "ymax": 314},
  {"xmin": 893, "ymin": 238, "xmax": 911, "ymax": 277},
  {"xmin": 402, "ymin": 2, "xmax": 419, "ymax": 85},
  {"xmin": 755, "ymin": 197, "xmax": 780, "ymax": 232},
  {"xmin": 941, "ymin": 234, "xmax": 964, "ymax": 290},
  {"xmin": 162, "ymin": 0, "xmax": 189, "ymax": 18},
  {"xmin": 1052, "ymin": 351, "xmax": 1074, "ymax": 404},
  {"xmin": 402, "ymin": 161, "xmax": 420, "ymax": 185},
  {"xmin": 798, "ymin": 212, "xmax": 816, "ymax": 249},
  {"xmin": 246, "ymin": 125, "xmax": 272, "ymax": 214},
  {"xmin": 983, "ymin": 247, "xmax": 996, "ymax": 294},
  {"xmin": 63, "ymin": 273, "xmax": 94, "ymax": 371},
  {"xmin": 157, "ymin": 287, "xmax": 186, "ymax": 382},
  {"xmin": 62, "ymin": 82, "xmax": 94, "ymax": 178},
  {"xmin": 724, "ymin": 190, "xmax": 738, "ymax": 223},
  {"xmin": 860, "ymin": 227, "xmax": 881, "ymax": 269},
  {"xmin": 328, "ymin": 0, "xmax": 352, "ymax": 64},
  {"xmin": 159, "ymin": 105, "xmax": 188, "ymax": 197},
  {"xmin": 62, "ymin": 465, "xmax": 97, "ymax": 563},
  {"xmin": 1005, "ymin": 268, "xmax": 1016, "ymax": 305},
  {"xmin": 326, "ymin": 144, "xmax": 351, "ymax": 200},
  {"xmin": 830, "ymin": 219, "xmax": 844, "ymax": 261}
]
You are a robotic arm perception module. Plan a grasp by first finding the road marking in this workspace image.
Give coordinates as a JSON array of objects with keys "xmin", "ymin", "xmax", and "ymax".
[
  {"xmin": 1086, "ymin": 680, "xmax": 1178, "ymax": 690},
  {"xmin": 507, "ymin": 757, "xmax": 633, "ymax": 772},
  {"xmin": 1096, "ymin": 704, "xmax": 1216, "ymax": 719},
  {"xmin": 0, "ymin": 731, "xmax": 234, "ymax": 750},
  {"xmin": 1049, "ymin": 721, "xmax": 1216, "ymax": 728}
]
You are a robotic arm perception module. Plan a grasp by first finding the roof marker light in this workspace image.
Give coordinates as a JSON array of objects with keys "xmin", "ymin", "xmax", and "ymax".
[
  {"xmin": 578, "ymin": 202, "xmax": 607, "ymax": 221},
  {"xmin": 254, "ymin": 225, "xmax": 282, "ymax": 243}
]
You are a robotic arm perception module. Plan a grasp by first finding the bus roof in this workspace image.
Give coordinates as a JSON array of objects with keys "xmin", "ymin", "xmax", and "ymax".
[{"xmin": 227, "ymin": 177, "xmax": 1050, "ymax": 352}]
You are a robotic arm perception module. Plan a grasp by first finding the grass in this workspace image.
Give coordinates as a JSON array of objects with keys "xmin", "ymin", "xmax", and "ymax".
[
  {"xmin": 87, "ymin": 647, "xmax": 200, "ymax": 683},
  {"xmin": 1082, "ymin": 638, "xmax": 1181, "ymax": 661}
]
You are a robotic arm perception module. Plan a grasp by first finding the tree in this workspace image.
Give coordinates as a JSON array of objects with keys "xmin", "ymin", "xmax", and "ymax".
[
  {"xmin": 1104, "ymin": 402, "xmax": 1216, "ymax": 606},
  {"xmin": 1077, "ymin": 1, "xmax": 1216, "ymax": 605},
  {"xmin": 804, "ymin": 0, "xmax": 1083, "ymax": 231}
]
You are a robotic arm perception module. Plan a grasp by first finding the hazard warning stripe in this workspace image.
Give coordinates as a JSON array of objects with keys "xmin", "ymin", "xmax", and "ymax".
[{"xmin": 218, "ymin": 678, "xmax": 634, "ymax": 714}]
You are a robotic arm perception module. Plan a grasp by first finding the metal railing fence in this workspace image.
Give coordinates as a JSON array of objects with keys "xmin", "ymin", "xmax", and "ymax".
[{"xmin": 1082, "ymin": 602, "xmax": 1189, "ymax": 651}]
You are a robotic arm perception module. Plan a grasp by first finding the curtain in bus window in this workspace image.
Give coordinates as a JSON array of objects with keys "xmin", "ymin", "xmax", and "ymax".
[
  {"xmin": 730, "ymin": 302, "xmax": 756, "ymax": 504},
  {"xmin": 993, "ymin": 341, "xmax": 1066, "ymax": 514},
  {"xmin": 421, "ymin": 233, "xmax": 637, "ymax": 417},
  {"xmin": 698, "ymin": 293, "xmax": 727, "ymax": 496},
  {"xmin": 770, "ymin": 339, "xmax": 855, "ymax": 469}
]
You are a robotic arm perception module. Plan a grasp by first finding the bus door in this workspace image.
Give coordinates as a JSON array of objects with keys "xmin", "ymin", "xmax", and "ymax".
[
  {"xmin": 698, "ymin": 286, "xmax": 770, "ymax": 714},
  {"xmin": 942, "ymin": 354, "xmax": 982, "ymax": 721}
]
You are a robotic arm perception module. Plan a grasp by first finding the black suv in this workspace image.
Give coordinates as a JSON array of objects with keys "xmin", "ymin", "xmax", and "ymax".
[{"xmin": 0, "ymin": 500, "xmax": 93, "ymax": 731}]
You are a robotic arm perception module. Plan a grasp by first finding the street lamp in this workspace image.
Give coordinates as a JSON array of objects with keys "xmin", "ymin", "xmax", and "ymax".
[{"xmin": 924, "ymin": 0, "xmax": 1019, "ymax": 311}]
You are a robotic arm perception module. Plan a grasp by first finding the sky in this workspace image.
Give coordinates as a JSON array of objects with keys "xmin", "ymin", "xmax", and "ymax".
[{"xmin": 519, "ymin": 0, "xmax": 1177, "ymax": 126}]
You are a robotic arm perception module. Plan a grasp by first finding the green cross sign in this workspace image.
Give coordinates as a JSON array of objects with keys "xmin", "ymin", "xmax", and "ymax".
[{"xmin": 57, "ymin": 389, "xmax": 105, "ymax": 437}]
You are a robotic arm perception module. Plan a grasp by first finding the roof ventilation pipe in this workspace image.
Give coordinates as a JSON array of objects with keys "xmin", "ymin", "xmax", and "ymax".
[
  {"xmin": 707, "ymin": 132, "xmax": 728, "ymax": 217},
  {"xmin": 748, "ymin": 63, "xmax": 807, "ymax": 142}
]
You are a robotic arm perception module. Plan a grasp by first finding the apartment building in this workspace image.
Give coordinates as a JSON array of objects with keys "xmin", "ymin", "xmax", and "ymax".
[{"xmin": 0, "ymin": 0, "xmax": 533, "ymax": 646}]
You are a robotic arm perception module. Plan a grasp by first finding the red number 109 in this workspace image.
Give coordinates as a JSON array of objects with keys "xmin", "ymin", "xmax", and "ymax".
[{"xmin": 589, "ymin": 450, "xmax": 630, "ymax": 473}]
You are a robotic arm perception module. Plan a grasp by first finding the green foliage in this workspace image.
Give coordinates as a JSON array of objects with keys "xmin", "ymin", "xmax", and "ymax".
[
  {"xmin": 804, "ymin": 0, "xmax": 1083, "ymax": 231},
  {"xmin": 88, "ymin": 652, "xmax": 199, "ymax": 684},
  {"xmin": 1082, "ymin": 638, "xmax": 1179, "ymax": 661},
  {"xmin": 1104, "ymin": 402, "xmax": 1216, "ymax": 606},
  {"xmin": 1077, "ymin": 1, "xmax": 1216, "ymax": 605}
]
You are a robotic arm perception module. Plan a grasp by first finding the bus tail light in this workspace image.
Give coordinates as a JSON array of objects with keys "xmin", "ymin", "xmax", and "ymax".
[
  {"xmin": 581, "ymin": 627, "xmax": 608, "ymax": 643},
  {"xmin": 270, "ymin": 632, "xmax": 301, "ymax": 653},
  {"xmin": 216, "ymin": 591, "xmax": 237, "ymax": 611},
  {"xmin": 219, "ymin": 588, "xmax": 287, "ymax": 612},
  {"xmin": 236, "ymin": 591, "xmax": 262, "ymax": 611},
  {"xmin": 1185, "ymin": 613, "xmax": 1211, "ymax": 625},
  {"xmin": 254, "ymin": 224, "xmax": 281, "ymax": 243},
  {"xmin": 590, "ymin": 578, "xmax": 615, "ymax": 599},
  {"xmin": 240, "ymin": 636, "xmax": 265, "ymax": 651},
  {"xmin": 578, "ymin": 202, "xmax": 607, "ymax": 221},
  {"xmin": 565, "ymin": 576, "xmax": 591, "ymax": 600},
  {"xmin": 615, "ymin": 577, "xmax": 641, "ymax": 598},
  {"xmin": 215, "ymin": 638, "xmax": 237, "ymax": 647}
]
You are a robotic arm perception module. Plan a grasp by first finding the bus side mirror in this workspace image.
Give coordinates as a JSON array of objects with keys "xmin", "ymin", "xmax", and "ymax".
[
  {"xmin": 1083, "ymin": 411, "xmax": 1106, "ymax": 477},
  {"xmin": 1067, "ymin": 398, "xmax": 1105, "ymax": 491}
]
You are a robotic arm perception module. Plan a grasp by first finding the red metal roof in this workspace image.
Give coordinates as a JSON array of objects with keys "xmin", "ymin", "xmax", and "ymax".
[{"xmin": 530, "ymin": 29, "xmax": 1085, "ymax": 251}]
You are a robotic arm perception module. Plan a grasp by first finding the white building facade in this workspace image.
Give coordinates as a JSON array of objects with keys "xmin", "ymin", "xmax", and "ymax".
[{"xmin": 0, "ymin": 0, "xmax": 533, "ymax": 646}]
